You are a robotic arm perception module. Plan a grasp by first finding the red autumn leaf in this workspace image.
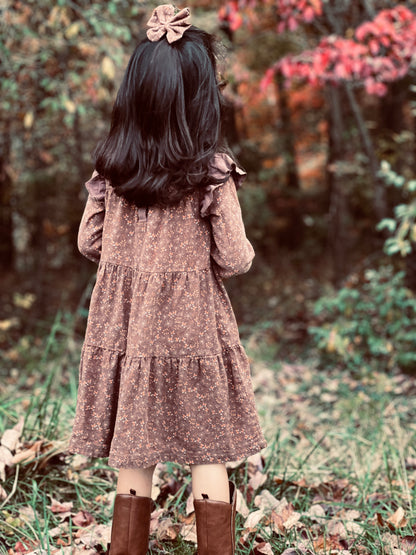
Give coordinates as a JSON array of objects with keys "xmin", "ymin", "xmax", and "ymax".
[
  {"xmin": 56, "ymin": 537, "xmax": 71, "ymax": 547},
  {"xmin": 14, "ymin": 541, "xmax": 37, "ymax": 554},
  {"xmin": 48, "ymin": 498, "xmax": 73, "ymax": 514},
  {"xmin": 369, "ymin": 39, "xmax": 380, "ymax": 55},
  {"xmin": 303, "ymin": 6, "xmax": 315, "ymax": 22}
]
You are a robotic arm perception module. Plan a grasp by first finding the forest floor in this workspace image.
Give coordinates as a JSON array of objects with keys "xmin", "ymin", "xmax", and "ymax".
[{"xmin": 1, "ymin": 313, "xmax": 416, "ymax": 555}]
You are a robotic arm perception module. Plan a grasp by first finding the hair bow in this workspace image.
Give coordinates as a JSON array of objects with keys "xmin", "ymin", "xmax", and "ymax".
[{"xmin": 146, "ymin": 4, "xmax": 191, "ymax": 44}]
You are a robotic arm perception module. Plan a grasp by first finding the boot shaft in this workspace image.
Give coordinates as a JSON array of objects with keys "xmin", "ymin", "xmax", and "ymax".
[
  {"xmin": 109, "ymin": 490, "xmax": 152, "ymax": 555},
  {"xmin": 194, "ymin": 482, "xmax": 237, "ymax": 555}
]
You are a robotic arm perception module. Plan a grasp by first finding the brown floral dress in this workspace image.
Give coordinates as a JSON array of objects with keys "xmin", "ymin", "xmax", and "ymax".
[{"xmin": 69, "ymin": 153, "xmax": 266, "ymax": 468}]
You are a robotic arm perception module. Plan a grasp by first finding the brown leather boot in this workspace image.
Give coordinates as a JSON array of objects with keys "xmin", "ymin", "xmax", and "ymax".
[
  {"xmin": 194, "ymin": 482, "xmax": 237, "ymax": 555},
  {"xmin": 108, "ymin": 489, "xmax": 152, "ymax": 555}
]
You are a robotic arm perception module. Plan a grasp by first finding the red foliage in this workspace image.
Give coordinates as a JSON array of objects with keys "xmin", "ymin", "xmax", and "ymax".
[
  {"xmin": 218, "ymin": 1, "xmax": 244, "ymax": 31},
  {"xmin": 274, "ymin": 0, "xmax": 323, "ymax": 33},
  {"xmin": 220, "ymin": 3, "xmax": 416, "ymax": 97},
  {"xmin": 219, "ymin": 0, "xmax": 322, "ymax": 32},
  {"xmin": 275, "ymin": 6, "xmax": 416, "ymax": 96}
]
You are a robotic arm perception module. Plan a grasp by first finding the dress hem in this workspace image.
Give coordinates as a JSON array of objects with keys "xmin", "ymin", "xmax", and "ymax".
[{"xmin": 68, "ymin": 441, "xmax": 268, "ymax": 469}]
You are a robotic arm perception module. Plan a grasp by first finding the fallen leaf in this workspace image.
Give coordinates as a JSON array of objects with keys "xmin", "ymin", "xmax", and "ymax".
[
  {"xmin": 178, "ymin": 512, "xmax": 195, "ymax": 525},
  {"xmin": 0, "ymin": 484, "xmax": 7, "ymax": 500},
  {"xmin": 186, "ymin": 492, "xmax": 194, "ymax": 515},
  {"xmin": 327, "ymin": 519, "xmax": 347, "ymax": 539},
  {"xmin": 236, "ymin": 488, "xmax": 250, "ymax": 518},
  {"xmin": 345, "ymin": 520, "xmax": 364, "ymax": 537},
  {"xmin": 56, "ymin": 537, "xmax": 71, "ymax": 547},
  {"xmin": 387, "ymin": 507, "xmax": 407, "ymax": 529},
  {"xmin": 249, "ymin": 470, "xmax": 268, "ymax": 490},
  {"xmin": 399, "ymin": 535, "xmax": 416, "ymax": 552},
  {"xmin": 342, "ymin": 509, "xmax": 361, "ymax": 521},
  {"xmin": 303, "ymin": 503, "xmax": 326, "ymax": 523},
  {"xmin": 313, "ymin": 533, "xmax": 345, "ymax": 552},
  {"xmin": 315, "ymin": 478, "xmax": 350, "ymax": 501},
  {"xmin": 76, "ymin": 523, "xmax": 111, "ymax": 546},
  {"xmin": 48, "ymin": 523, "xmax": 69, "ymax": 538},
  {"xmin": 18, "ymin": 506, "xmax": 36, "ymax": 523},
  {"xmin": 1, "ymin": 417, "xmax": 24, "ymax": 451},
  {"xmin": 156, "ymin": 518, "xmax": 179, "ymax": 541},
  {"xmin": 48, "ymin": 498, "xmax": 73, "ymax": 513},
  {"xmin": 180, "ymin": 521, "xmax": 197, "ymax": 543},
  {"xmin": 70, "ymin": 454, "xmax": 89, "ymax": 471},
  {"xmin": 225, "ymin": 458, "xmax": 245, "ymax": 469},
  {"xmin": 244, "ymin": 509, "xmax": 266, "ymax": 529},
  {"xmin": 254, "ymin": 489, "xmax": 281, "ymax": 512},
  {"xmin": 11, "ymin": 440, "xmax": 44, "ymax": 464},
  {"xmin": 0, "ymin": 445, "xmax": 14, "ymax": 480},
  {"xmin": 254, "ymin": 541, "xmax": 274, "ymax": 555},
  {"xmin": 271, "ymin": 501, "xmax": 301, "ymax": 533},
  {"xmin": 72, "ymin": 510, "xmax": 95, "ymax": 527},
  {"xmin": 247, "ymin": 452, "xmax": 265, "ymax": 473},
  {"xmin": 150, "ymin": 508, "xmax": 165, "ymax": 535},
  {"xmin": 13, "ymin": 540, "xmax": 38, "ymax": 553},
  {"xmin": 405, "ymin": 457, "xmax": 416, "ymax": 469},
  {"xmin": 95, "ymin": 490, "xmax": 115, "ymax": 506}
]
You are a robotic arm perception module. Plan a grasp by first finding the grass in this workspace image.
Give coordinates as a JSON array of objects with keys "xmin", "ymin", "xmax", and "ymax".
[{"xmin": 1, "ymin": 313, "xmax": 416, "ymax": 554}]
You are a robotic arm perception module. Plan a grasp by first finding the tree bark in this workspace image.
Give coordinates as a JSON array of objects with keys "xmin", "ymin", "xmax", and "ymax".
[
  {"xmin": 326, "ymin": 85, "xmax": 349, "ymax": 285},
  {"xmin": 344, "ymin": 82, "xmax": 387, "ymax": 220},
  {"xmin": 276, "ymin": 72, "xmax": 300, "ymax": 191},
  {"xmin": 0, "ymin": 121, "xmax": 13, "ymax": 271}
]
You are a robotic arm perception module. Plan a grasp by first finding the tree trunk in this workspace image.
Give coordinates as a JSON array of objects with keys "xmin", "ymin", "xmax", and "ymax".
[
  {"xmin": 404, "ymin": 84, "xmax": 416, "ymax": 291},
  {"xmin": 0, "ymin": 121, "xmax": 13, "ymax": 271},
  {"xmin": 326, "ymin": 85, "xmax": 349, "ymax": 285},
  {"xmin": 272, "ymin": 71, "xmax": 304, "ymax": 248},
  {"xmin": 276, "ymin": 72, "xmax": 300, "ymax": 191},
  {"xmin": 344, "ymin": 83, "xmax": 387, "ymax": 220}
]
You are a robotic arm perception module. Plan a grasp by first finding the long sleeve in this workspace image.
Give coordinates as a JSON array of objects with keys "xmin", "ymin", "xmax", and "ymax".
[
  {"xmin": 205, "ymin": 176, "xmax": 255, "ymax": 280},
  {"xmin": 78, "ymin": 171, "xmax": 106, "ymax": 264}
]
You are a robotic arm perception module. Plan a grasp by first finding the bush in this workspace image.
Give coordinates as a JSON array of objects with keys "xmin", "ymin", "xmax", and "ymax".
[{"xmin": 309, "ymin": 266, "xmax": 416, "ymax": 373}]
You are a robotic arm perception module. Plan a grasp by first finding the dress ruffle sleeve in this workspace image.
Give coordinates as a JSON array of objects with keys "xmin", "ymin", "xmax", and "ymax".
[
  {"xmin": 200, "ymin": 153, "xmax": 247, "ymax": 218},
  {"xmin": 78, "ymin": 171, "xmax": 107, "ymax": 264},
  {"xmin": 202, "ymin": 153, "xmax": 254, "ymax": 279},
  {"xmin": 85, "ymin": 170, "xmax": 107, "ymax": 202}
]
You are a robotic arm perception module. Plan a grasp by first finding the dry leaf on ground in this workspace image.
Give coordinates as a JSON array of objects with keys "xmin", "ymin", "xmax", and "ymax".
[
  {"xmin": 72, "ymin": 510, "xmax": 95, "ymax": 527},
  {"xmin": 271, "ymin": 501, "xmax": 301, "ymax": 533},
  {"xmin": 156, "ymin": 518, "xmax": 180, "ymax": 541},
  {"xmin": 180, "ymin": 521, "xmax": 197, "ymax": 543},
  {"xmin": 386, "ymin": 507, "xmax": 407, "ymax": 529},
  {"xmin": 254, "ymin": 541, "xmax": 274, "ymax": 554},
  {"xmin": 75, "ymin": 523, "xmax": 111, "ymax": 546},
  {"xmin": 1, "ymin": 418, "xmax": 23, "ymax": 451}
]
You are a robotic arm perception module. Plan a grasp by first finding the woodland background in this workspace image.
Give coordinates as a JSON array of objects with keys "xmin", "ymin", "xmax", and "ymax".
[
  {"xmin": 2, "ymin": 0, "xmax": 416, "ymax": 364},
  {"xmin": 1, "ymin": 1, "xmax": 416, "ymax": 554}
]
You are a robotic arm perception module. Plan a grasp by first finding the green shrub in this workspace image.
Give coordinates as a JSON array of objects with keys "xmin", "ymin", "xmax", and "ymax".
[
  {"xmin": 376, "ymin": 160, "xmax": 416, "ymax": 257},
  {"xmin": 309, "ymin": 266, "xmax": 416, "ymax": 373}
]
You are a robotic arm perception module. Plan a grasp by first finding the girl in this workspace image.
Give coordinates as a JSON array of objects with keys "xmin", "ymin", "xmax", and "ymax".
[{"xmin": 69, "ymin": 5, "xmax": 266, "ymax": 554}]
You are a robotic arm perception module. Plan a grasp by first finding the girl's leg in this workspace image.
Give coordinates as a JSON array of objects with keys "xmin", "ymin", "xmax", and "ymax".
[
  {"xmin": 190, "ymin": 463, "xmax": 229, "ymax": 503},
  {"xmin": 116, "ymin": 465, "xmax": 156, "ymax": 497}
]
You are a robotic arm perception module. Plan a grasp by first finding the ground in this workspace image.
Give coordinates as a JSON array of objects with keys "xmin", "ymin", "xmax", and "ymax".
[{"xmin": 1, "ymin": 319, "xmax": 416, "ymax": 554}]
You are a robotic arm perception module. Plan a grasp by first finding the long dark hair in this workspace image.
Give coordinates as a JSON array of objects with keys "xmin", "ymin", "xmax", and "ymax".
[{"xmin": 94, "ymin": 27, "xmax": 227, "ymax": 207}]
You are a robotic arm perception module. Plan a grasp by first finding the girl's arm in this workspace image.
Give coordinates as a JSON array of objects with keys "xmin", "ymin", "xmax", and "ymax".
[
  {"xmin": 203, "ymin": 175, "xmax": 255, "ymax": 280},
  {"xmin": 78, "ymin": 171, "xmax": 106, "ymax": 264}
]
